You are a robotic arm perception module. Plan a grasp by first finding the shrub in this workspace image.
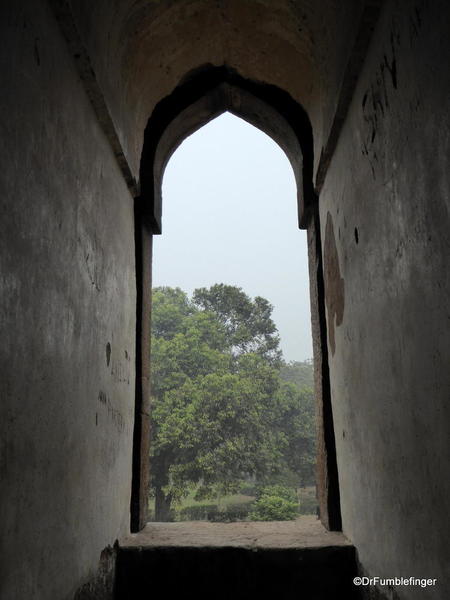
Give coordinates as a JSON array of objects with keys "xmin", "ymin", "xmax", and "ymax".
[
  {"xmin": 249, "ymin": 486, "xmax": 299, "ymax": 521},
  {"xmin": 177, "ymin": 501, "xmax": 254, "ymax": 522},
  {"xmin": 255, "ymin": 484, "xmax": 297, "ymax": 503},
  {"xmin": 178, "ymin": 504, "xmax": 218, "ymax": 521},
  {"xmin": 209, "ymin": 503, "xmax": 253, "ymax": 522},
  {"xmin": 239, "ymin": 481, "xmax": 258, "ymax": 496}
]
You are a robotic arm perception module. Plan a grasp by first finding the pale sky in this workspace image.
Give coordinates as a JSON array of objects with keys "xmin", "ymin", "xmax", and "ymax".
[{"xmin": 153, "ymin": 112, "xmax": 312, "ymax": 362}]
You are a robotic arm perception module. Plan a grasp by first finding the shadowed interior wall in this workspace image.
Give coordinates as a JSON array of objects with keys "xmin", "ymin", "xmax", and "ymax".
[
  {"xmin": 0, "ymin": 1, "xmax": 363, "ymax": 596},
  {"xmin": 0, "ymin": 1, "xmax": 136, "ymax": 598},
  {"xmin": 319, "ymin": 2, "xmax": 450, "ymax": 597},
  {"xmin": 1, "ymin": 0, "xmax": 450, "ymax": 599}
]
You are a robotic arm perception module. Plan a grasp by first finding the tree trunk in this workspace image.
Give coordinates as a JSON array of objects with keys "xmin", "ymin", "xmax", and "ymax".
[{"xmin": 155, "ymin": 486, "xmax": 173, "ymax": 521}]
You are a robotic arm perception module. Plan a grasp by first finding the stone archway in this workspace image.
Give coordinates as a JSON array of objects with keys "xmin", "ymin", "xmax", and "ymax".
[{"xmin": 131, "ymin": 65, "xmax": 342, "ymax": 532}]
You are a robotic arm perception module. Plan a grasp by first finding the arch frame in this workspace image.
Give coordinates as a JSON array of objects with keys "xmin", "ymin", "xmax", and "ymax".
[{"xmin": 131, "ymin": 65, "xmax": 341, "ymax": 532}]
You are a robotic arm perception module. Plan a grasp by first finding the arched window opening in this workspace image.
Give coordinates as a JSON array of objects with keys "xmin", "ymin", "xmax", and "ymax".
[
  {"xmin": 130, "ymin": 67, "xmax": 342, "ymax": 534},
  {"xmin": 150, "ymin": 112, "xmax": 316, "ymax": 523}
]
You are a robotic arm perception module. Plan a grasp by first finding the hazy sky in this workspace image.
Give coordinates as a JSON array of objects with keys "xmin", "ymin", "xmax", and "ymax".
[{"xmin": 153, "ymin": 112, "xmax": 312, "ymax": 362}]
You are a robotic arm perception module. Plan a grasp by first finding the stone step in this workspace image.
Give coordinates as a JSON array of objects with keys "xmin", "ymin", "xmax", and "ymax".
[{"xmin": 116, "ymin": 517, "xmax": 359, "ymax": 600}]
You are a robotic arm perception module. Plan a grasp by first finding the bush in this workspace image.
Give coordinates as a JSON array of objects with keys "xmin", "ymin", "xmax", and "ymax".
[
  {"xmin": 249, "ymin": 486, "xmax": 299, "ymax": 521},
  {"xmin": 210, "ymin": 503, "xmax": 253, "ymax": 522},
  {"xmin": 249, "ymin": 496, "xmax": 298, "ymax": 521},
  {"xmin": 178, "ymin": 504, "xmax": 218, "ymax": 521},
  {"xmin": 239, "ymin": 483, "xmax": 258, "ymax": 497},
  {"xmin": 255, "ymin": 485, "xmax": 297, "ymax": 503},
  {"xmin": 177, "ymin": 501, "xmax": 254, "ymax": 522}
]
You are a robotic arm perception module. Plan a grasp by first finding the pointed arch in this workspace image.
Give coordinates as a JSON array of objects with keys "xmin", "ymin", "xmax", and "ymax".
[
  {"xmin": 138, "ymin": 65, "xmax": 315, "ymax": 233},
  {"xmin": 131, "ymin": 65, "xmax": 341, "ymax": 533}
]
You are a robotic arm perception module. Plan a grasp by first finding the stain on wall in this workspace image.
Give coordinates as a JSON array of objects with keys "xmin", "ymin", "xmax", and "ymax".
[
  {"xmin": 106, "ymin": 342, "xmax": 111, "ymax": 367},
  {"xmin": 360, "ymin": 14, "xmax": 401, "ymax": 180},
  {"xmin": 73, "ymin": 544, "xmax": 117, "ymax": 600},
  {"xmin": 323, "ymin": 212, "xmax": 345, "ymax": 356}
]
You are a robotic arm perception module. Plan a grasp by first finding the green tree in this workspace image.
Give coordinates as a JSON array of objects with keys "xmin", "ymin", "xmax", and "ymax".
[
  {"xmin": 193, "ymin": 284, "xmax": 282, "ymax": 365},
  {"xmin": 279, "ymin": 359, "xmax": 314, "ymax": 390},
  {"xmin": 277, "ymin": 359, "xmax": 316, "ymax": 487},
  {"xmin": 272, "ymin": 381, "xmax": 316, "ymax": 487},
  {"xmin": 150, "ymin": 285, "xmax": 316, "ymax": 520}
]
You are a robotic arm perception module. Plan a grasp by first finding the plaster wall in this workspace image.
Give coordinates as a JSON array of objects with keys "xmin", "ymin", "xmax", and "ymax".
[
  {"xmin": 2, "ymin": 0, "xmax": 450, "ymax": 598},
  {"xmin": 320, "ymin": 1, "xmax": 450, "ymax": 597},
  {"xmin": 0, "ymin": 1, "xmax": 136, "ymax": 598},
  {"xmin": 64, "ymin": 0, "xmax": 363, "ymax": 181}
]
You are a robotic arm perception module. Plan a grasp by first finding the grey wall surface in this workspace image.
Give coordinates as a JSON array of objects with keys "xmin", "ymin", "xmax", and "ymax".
[
  {"xmin": 67, "ymin": 0, "xmax": 363, "ymax": 180},
  {"xmin": 2, "ymin": 0, "xmax": 450, "ymax": 599},
  {"xmin": 320, "ymin": 1, "xmax": 450, "ymax": 598},
  {"xmin": 0, "ymin": 1, "xmax": 136, "ymax": 598}
]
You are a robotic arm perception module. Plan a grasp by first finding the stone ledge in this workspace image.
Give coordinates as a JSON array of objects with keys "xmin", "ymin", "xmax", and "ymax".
[{"xmin": 119, "ymin": 515, "xmax": 352, "ymax": 549}]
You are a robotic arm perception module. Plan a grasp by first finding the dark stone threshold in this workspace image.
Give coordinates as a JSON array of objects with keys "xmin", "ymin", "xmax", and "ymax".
[{"xmin": 116, "ymin": 518, "xmax": 359, "ymax": 600}]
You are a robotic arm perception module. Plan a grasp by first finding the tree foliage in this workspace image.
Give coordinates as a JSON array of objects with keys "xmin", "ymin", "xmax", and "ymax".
[
  {"xmin": 193, "ymin": 284, "xmax": 282, "ymax": 365},
  {"xmin": 150, "ymin": 285, "xmax": 316, "ymax": 520},
  {"xmin": 279, "ymin": 359, "xmax": 314, "ymax": 390}
]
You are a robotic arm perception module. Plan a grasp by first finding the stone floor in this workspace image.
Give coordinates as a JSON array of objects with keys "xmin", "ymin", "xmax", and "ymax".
[{"xmin": 120, "ymin": 515, "xmax": 351, "ymax": 549}]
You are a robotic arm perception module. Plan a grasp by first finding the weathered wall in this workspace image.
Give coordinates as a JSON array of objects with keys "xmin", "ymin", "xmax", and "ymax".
[
  {"xmin": 0, "ymin": 1, "xmax": 136, "ymax": 598},
  {"xmin": 2, "ymin": 0, "xmax": 450, "ymax": 598},
  {"xmin": 320, "ymin": 1, "xmax": 450, "ymax": 597},
  {"xmin": 64, "ymin": 0, "xmax": 363, "ymax": 181}
]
